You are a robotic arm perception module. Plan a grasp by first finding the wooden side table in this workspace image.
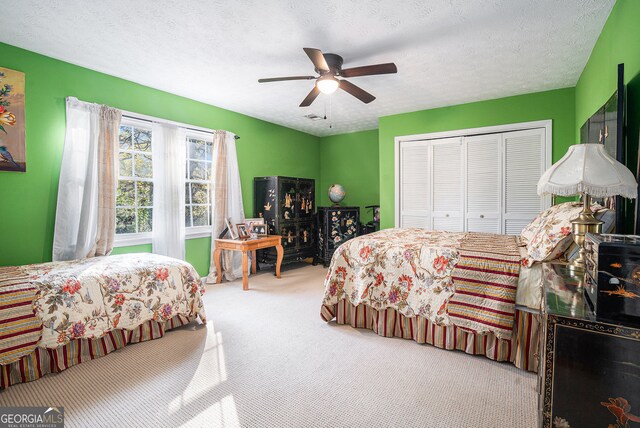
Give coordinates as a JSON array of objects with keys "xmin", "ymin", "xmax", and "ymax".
[{"xmin": 213, "ymin": 235, "xmax": 283, "ymax": 291}]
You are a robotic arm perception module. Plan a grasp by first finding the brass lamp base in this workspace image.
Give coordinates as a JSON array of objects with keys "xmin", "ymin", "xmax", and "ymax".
[{"xmin": 568, "ymin": 194, "xmax": 603, "ymax": 272}]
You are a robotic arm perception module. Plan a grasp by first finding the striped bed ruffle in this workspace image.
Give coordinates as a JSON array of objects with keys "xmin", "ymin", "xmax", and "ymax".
[
  {"xmin": 0, "ymin": 313, "xmax": 195, "ymax": 389},
  {"xmin": 321, "ymin": 299, "xmax": 540, "ymax": 372},
  {"xmin": 0, "ymin": 266, "xmax": 41, "ymax": 365}
]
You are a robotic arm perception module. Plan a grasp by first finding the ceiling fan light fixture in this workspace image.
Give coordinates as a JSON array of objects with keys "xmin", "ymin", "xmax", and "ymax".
[{"xmin": 316, "ymin": 76, "xmax": 339, "ymax": 94}]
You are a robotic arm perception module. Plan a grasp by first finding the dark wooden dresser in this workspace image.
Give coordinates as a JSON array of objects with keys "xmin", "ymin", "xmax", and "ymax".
[
  {"xmin": 316, "ymin": 206, "xmax": 359, "ymax": 267},
  {"xmin": 253, "ymin": 176, "xmax": 316, "ymax": 264},
  {"xmin": 539, "ymin": 262, "xmax": 640, "ymax": 427}
]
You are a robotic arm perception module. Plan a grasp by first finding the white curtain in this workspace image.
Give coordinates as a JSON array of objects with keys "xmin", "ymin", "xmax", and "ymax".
[
  {"xmin": 152, "ymin": 123, "xmax": 186, "ymax": 259},
  {"xmin": 206, "ymin": 130, "xmax": 246, "ymax": 282},
  {"xmin": 53, "ymin": 97, "xmax": 121, "ymax": 261}
]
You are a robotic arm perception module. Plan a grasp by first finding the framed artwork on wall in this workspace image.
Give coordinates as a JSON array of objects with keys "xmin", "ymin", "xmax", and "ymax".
[{"xmin": 0, "ymin": 66, "xmax": 26, "ymax": 172}]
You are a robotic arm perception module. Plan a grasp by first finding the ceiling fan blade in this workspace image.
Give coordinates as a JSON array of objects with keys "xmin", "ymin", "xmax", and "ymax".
[
  {"xmin": 299, "ymin": 86, "xmax": 320, "ymax": 107},
  {"xmin": 258, "ymin": 76, "xmax": 316, "ymax": 83},
  {"xmin": 303, "ymin": 48, "xmax": 330, "ymax": 72},
  {"xmin": 339, "ymin": 80, "xmax": 376, "ymax": 104},
  {"xmin": 340, "ymin": 63, "xmax": 397, "ymax": 78}
]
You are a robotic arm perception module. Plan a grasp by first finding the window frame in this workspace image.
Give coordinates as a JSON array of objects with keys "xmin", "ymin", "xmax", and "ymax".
[
  {"xmin": 184, "ymin": 130, "xmax": 214, "ymax": 238},
  {"xmin": 113, "ymin": 114, "xmax": 216, "ymax": 247},
  {"xmin": 114, "ymin": 118, "xmax": 155, "ymax": 247}
]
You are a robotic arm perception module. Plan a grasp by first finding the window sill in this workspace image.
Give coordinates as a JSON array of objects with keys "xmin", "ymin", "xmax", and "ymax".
[
  {"xmin": 114, "ymin": 228, "xmax": 211, "ymax": 248},
  {"xmin": 114, "ymin": 232, "xmax": 153, "ymax": 247},
  {"xmin": 186, "ymin": 226, "xmax": 212, "ymax": 239}
]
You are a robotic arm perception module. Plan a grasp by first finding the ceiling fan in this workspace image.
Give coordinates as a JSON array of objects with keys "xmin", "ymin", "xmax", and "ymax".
[{"xmin": 258, "ymin": 48, "xmax": 397, "ymax": 107}]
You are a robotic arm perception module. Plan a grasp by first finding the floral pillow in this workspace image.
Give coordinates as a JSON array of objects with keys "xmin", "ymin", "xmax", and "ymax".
[{"xmin": 520, "ymin": 202, "xmax": 604, "ymax": 265}]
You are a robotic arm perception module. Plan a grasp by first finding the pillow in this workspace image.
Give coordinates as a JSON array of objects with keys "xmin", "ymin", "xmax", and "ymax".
[{"xmin": 521, "ymin": 202, "xmax": 605, "ymax": 264}]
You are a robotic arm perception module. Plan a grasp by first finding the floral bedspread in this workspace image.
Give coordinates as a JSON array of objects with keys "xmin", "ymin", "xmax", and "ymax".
[
  {"xmin": 22, "ymin": 253, "xmax": 206, "ymax": 349},
  {"xmin": 322, "ymin": 228, "xmax": 465, "ymax": 325}
]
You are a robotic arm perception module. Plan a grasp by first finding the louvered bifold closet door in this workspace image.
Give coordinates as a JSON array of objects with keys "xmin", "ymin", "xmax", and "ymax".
[
  {"xmin": 431, "ymin": 137, "xmax": 464, "ymax": 232},
  {"xmin": 503, "ymin": 128, "xmax": 547, "ymax": 235},
  {"xmin": 465, "ymin": 134, "xmax": 502, "ymax": 233},
  {"xmin": 399, "ymin": 140, "xmax": 430, "ymax": 228}
]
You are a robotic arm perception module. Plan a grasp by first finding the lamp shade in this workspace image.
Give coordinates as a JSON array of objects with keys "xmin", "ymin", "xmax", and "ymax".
[{"xmin": 537, "ymin": 143, "xmax": 637, "ymax": 199}]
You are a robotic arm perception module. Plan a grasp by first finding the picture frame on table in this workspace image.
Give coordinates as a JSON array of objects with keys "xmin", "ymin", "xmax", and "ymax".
[
  {"xmin": 251, "ymin": 224, "xmax": 268, "ymax": 236},
  {"xmin": 236, "ymin": 223, "xmax": 250, "ymax": 240},
  {"xmin": 245, "ymin": 217, "xmax": 264, "ymax": 230},
  {"xmin": 225, "ymin": 218, "xmax": 239, "ymax": 239}
]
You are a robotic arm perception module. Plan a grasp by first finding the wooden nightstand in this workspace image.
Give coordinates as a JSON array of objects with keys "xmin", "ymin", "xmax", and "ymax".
[{"xmin": 539, "ymin": 262, "xmax": 640, "ymax": 427}]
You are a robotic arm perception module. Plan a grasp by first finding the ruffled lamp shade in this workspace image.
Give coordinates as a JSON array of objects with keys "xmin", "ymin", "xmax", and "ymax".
[{"xmin": 537, "ymin": 143, "xmax": 637, "ymax": 198}]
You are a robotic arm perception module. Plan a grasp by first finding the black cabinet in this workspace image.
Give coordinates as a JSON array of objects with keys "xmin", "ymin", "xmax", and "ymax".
[
  {"xmin": 539, "ymin": 263, "xmax": 640, "ymax": 427},
  {"xmin": 317, "ymin": 206, "xmax": 359, "ymax": 267},
  {"xmin": 254, "ymin": 176, "xmax": 315, "ymax": 264}
]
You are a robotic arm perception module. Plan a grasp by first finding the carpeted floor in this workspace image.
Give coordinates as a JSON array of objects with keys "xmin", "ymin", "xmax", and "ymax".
[{"xmin": 0, "ymin": 263, "xmax": 537, "ymax": 427}]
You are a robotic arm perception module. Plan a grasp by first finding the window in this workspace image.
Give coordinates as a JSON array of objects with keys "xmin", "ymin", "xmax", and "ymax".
[
  {"xmin": 116, "ymin": 121, "xmax": 153, "ymax": 235},
  {"xmin": 113, "ymin": 114, "xmax": 216, "ymax": 245},
  {"xmin": 185, "ymin": 133, "xmax": 213, "ymax": 228}
]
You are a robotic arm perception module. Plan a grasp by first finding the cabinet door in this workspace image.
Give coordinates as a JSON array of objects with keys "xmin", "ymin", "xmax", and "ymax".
[
  {"xmin": 604, "ymin": 94, "xmax": 618, "ymax": 160},
  {"xmin": 464, "ymin": 134, "xmax": 501, "ymax": 233},
  {"xmin": 278, "ymin": 178, "xmax": 297, "ymax": 221},
  {"xmin": 296, "ymin": 221, "xmax": 315, "ymax": 251},
  {"xmin": 279, "ymin": 223, "xmax": 297, "ymax": 250},
  {"xmin": 296, "ymin": 179, "xmax": 315, "ymax": 219},
  {"xmin": 398, "ymin": 140, "xmax": 430, "ymax": 228},
  {"xmin": 587, "ymin": 107, "xmax": 605, "ymax": 144},
  {"xmin": 431, "ymin": 138, "xmax": 463, "ymax": 232},
  {"xmin": 254, "ymin": 177, "xmax": 277, "ymax": 221},
  {"xmin": 503, "ymin": 128, "xmax": 547, "ymax": 235},
  {"xmin": 327, "ymin": 209, "xmax": 358, "ymax": 251}
]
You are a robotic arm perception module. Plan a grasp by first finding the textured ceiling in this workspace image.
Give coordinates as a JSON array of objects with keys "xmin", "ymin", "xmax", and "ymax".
[{"xmin": 1, "ymin": 0, "xmax": 615, "ymax": 137}]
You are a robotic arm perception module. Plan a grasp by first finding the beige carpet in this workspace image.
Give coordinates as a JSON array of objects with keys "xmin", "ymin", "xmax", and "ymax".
[{"xmin": 0, "ymin": 263, "xmax": 537, "ymax": 427}]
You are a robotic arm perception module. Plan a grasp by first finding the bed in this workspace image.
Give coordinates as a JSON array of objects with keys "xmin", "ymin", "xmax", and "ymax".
[
  {"xmin": 321, "ymin": 203, "xmax": 616, "ymax": 372},
  {"xmin": 0, "ymin": 253, "xmax": 206, "ymax": 388}
]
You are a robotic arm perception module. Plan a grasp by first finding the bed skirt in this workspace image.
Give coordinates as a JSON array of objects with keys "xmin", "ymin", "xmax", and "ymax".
[
  {"xmin": 321, "ymin": 300, "xmax": 540, "ymax": 372},
  {"xmin": 0, "ymin": 314, "xmax": 196, "ymax": 389}
]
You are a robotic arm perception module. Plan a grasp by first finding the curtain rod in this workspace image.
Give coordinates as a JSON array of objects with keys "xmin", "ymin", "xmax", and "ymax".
[
  {"xmin": 121, "ymin": 114, "xmax": 240, "ymax": 140},
  {"xmin": 66, "ymin": 98, "xmax": 240, "ymax": 140}
]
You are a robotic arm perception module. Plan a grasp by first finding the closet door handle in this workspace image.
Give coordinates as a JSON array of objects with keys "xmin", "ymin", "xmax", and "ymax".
[
  {"xmin": 445, "ymin": 214, "xmax": 450, "ymax": 218},
  {"xmin": 480, "ymin": 214, "xmax": 485, "ymax": 218}
]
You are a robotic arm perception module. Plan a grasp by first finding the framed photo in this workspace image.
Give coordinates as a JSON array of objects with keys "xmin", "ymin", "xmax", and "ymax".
[
  {"xmin": 245, "ymin": 217, "xmax": 264, "ymax": 230},
  {"xmin": 251, "ymin": 224, "xmax": 268, "ymax": 236},
  {"xmin": 225, "ymin": 218, "xmax": 238, "ymax": 239},
  {"xmin": 236, "ymin": 223, "xmax": 250, "ymax": 240}
]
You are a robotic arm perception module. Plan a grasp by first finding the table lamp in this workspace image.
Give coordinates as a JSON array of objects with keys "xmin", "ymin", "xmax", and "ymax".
[{"xmin": 537, "ymin": 143, "xmax": 638, "ymax": 270}]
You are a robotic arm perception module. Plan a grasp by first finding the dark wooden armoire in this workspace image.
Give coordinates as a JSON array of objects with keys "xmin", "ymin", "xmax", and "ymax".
[{"xmin": 253, "ymin": 176, "xmax": 316, "ymax": 264}]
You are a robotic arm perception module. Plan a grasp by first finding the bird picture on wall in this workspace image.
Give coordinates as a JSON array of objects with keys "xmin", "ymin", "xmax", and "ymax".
[{"xmin": 0, "ymin": 66, "xmax": 26, "ymax": 172}]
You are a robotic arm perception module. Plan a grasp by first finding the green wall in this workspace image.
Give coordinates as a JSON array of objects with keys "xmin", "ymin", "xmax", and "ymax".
[
  {"xmin": 574, "ymin": 0, "xmax": 640, "ymax": 232},
  {"xmin": 0, "ymin": 42, "xmax": 320, "ymax": 275},
  {"xmin": 378, "ymin": 88, "xmax": 576, "ymax": 229},
  {"xmin": 575, "ymin": 0, "xmax": 640, "ymax": 137},
  {"xmin": 318, "ymin": 129, "xmax": 379, "ymax": 216}
]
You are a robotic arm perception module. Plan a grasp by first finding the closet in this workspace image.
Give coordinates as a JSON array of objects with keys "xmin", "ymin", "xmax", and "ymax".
[{"xmin": 397, "ymin": 127, "xmax": 549, "ymax": 235}]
